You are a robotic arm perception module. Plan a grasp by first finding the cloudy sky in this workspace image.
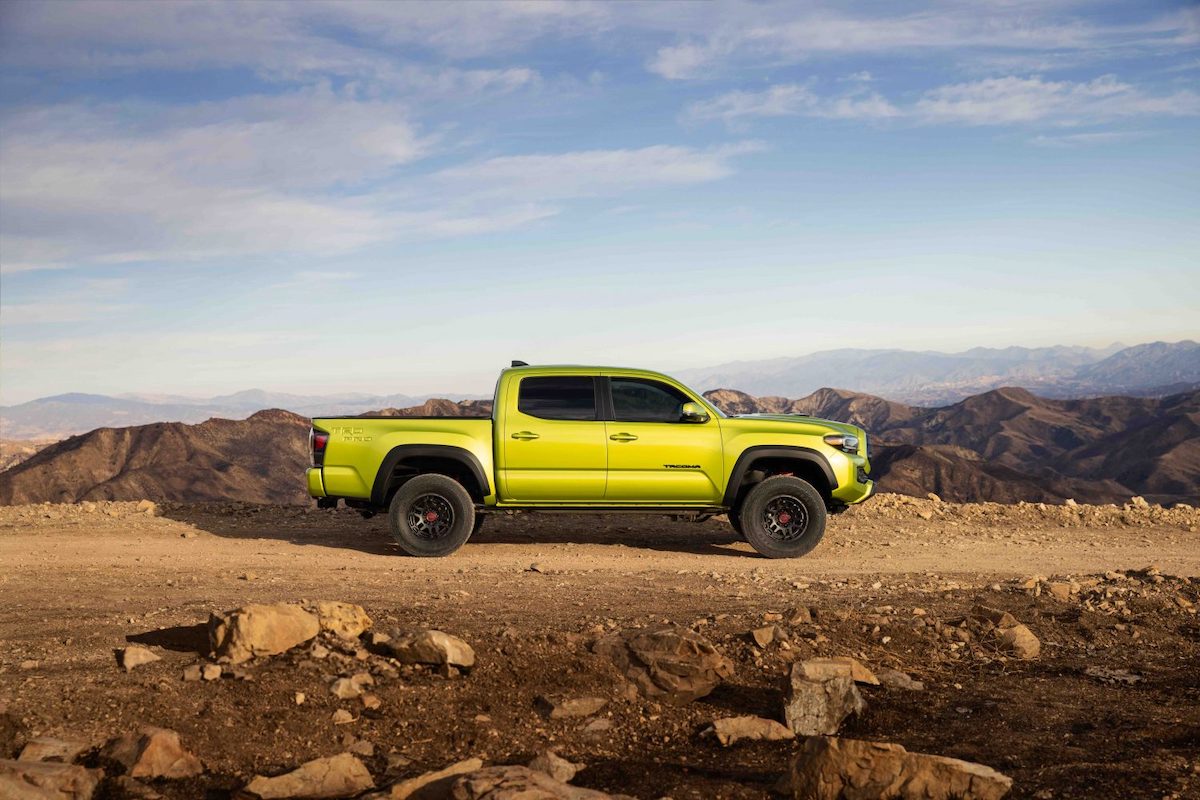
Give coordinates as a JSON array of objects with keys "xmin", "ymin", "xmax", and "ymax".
[{"xmin": 1, "ymin": 1, "xmax": 1197, "ymax": 404}]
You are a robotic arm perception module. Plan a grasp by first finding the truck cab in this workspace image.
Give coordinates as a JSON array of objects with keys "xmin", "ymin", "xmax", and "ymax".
[{"xmin": 309, "ymin": 364, "xmax": 874, "ymax": 558}]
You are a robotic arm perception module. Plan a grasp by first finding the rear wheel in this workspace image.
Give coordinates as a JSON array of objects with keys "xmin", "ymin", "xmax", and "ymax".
[
  {"xmin": 738, "ymin": 476, "xmax": 827, "ymax": 559},
  {"xmin": 388, "ymin": 474, "xmax": 475, "ymax": 557}
]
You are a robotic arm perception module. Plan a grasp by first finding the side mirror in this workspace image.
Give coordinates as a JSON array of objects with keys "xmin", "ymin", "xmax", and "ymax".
[{"xmin": 680, "ymin": 402, "xmax": 710, "ymax": 423}]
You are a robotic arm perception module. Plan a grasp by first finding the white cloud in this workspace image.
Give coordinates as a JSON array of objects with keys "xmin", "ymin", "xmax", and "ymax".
[
  {"xmin": 690, "ymin": 76, "xmax": 1199, "ymax": 128},
  {"xmin": 646, "ymin": 7, "xmax": 1200, "ymax": 79},
  {"xmin": 688, "ymin": 84, "xmax": 900, "ymax": 123},
  {"xmin": 437, "ymin": 143, "xmax": 763, "ymax": 199},
  {"xmin": 915, "ymin": 75, "xmax": 1200, "ymax": 125}
]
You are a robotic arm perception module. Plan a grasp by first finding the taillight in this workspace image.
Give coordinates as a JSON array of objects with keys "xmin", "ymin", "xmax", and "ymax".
[{"xmin": 311, "ymin": 428, "xmax": 329, "ymax": 466}]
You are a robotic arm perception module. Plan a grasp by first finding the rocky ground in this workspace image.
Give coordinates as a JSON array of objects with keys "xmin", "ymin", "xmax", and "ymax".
[{"xmin": 1, "ymin": 495, "xmax": 1198, "ymax": 799}]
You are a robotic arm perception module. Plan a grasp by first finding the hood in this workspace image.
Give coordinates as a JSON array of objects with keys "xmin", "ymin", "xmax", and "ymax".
[{"xmin": 729, "ymin": 413, "xmax": 862, "ymax": 436}]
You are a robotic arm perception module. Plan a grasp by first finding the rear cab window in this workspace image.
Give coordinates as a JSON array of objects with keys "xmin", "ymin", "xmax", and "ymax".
[{"xmin": 517, "ymin": 376, "xmax": 597, "ymax": 420}]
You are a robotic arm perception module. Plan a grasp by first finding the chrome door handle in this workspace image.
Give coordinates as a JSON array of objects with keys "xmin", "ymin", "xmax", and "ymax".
[
  {"xmin": 609, "ymin": 433, "xmax": 638, "ymax": 441},
  {"xmin": 511, "ymin": 431, "xmax": 540, "ymax": 440}
]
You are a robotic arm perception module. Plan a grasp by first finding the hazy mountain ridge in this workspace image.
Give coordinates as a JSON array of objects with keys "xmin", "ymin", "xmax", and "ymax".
[
  {"xmin": 0, "ymin": 390, "xmax": 489, "ymax": 439},
  {"xmin": 676, "ymin": 340, "xmax": 1198, "ymax": 405}
]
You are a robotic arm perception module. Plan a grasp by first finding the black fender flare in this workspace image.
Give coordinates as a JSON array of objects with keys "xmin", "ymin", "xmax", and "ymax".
[
  {"xmin": 722, "ymin": 445, "xmax": 837, "ymax": 508},
  {"xmin": 370, "ymin": 445, "xmax": 491, "ymax": 506}
]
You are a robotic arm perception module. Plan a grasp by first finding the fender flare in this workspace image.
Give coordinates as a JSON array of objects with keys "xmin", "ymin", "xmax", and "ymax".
[
  {"xmin": 370, "ymin": 444, "xmax": 491, "ymax": 506},
  {"xmin": 722, "ymin": 445, "xmax": 837, "ymax": 507}
]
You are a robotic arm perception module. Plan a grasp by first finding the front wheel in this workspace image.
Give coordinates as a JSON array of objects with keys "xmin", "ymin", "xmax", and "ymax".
[
  {"xmin": 738, "ymin": 476, "xmax": 827, "ymax": 559},
  {"xmin": 388, "ymin": 474, "xmax": 476, "ymax": 557}
]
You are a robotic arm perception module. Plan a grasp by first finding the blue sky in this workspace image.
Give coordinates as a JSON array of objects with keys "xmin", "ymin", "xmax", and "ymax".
[{"xmin": 1, "ymin": 1, "xmax": 1197, "ymax": 404}]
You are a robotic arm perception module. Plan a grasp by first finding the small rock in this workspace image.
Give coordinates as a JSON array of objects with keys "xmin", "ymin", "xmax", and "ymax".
[
  {"xmin": 790, "ymin": 736, "xmax": 1012, "ymax": 800},
  {"xmin": 998, "ymin": 624, "xmax": 1041, "ymax": 659},
  {"xmin": 450, "ymin": 765, "xmax": 632, "ymax": 799},
  {"xmin": 386, "ymin": 630, "xmax": 475, "ymax": 669},
  {"xmin": 786, "ymin": 607, "xmax": 813, "ymax": 625},
  {"xmin": 593, "ymin": 626, "xmax": 734, "ymax": 704},
  {"xmin": 331, "ymin": 710, "xmax": 355, "ymax": 725},
  {"xmin": 581, "ymin": 718, "xmax": 612, "ymax": 733},
  {"xmin": 1084, "ymin": 666, "xmax": 1142, "ymax": 685},
  {"xmin": 706, "ymin": 716, "xmax": 795, "ymax": 746},
  {"xmin": 783, "ymin": 663, "xmax": 866, "ymax": 736},
  {"xmin": 295, "ymin": 692, "xmax": 307, "ymax": 706},
  {"xmin": 749, "ymin": 625, "xmax": 787, "ymax": 648},
  {"xmin": 101, "ymin": 726, "xmax": 202, "ymax": 779},
  {"xmin": 201, "ymin": 664, "xmax": 222, "ymax": 681},
  {"xmin": 18, "ymin": 736, "xmax": 90, "ymax": 763},
  {"xmin": 877, "ymin": 669, "xmax": 925, "ymax": 691},
  {"xmin": 117, "ymin": 646, "xmax": 161, "ymax": 672},
  {"xmin": 182, "ymin": 665, "xmax": 203, "ymax": 682},
  {"xmin": 527, "ymin": 749, "xmax": 582, "ymax": 783},
  {"xmin": 536, "ymin": 695, "xmax": 608, "ymax": 719},
  {"xmin": 1046, "ymin": 582, "xmax": 1073, "ymax": 601},
  {"xmin": 136, "ymin": 500, "xmax": 157, "ymax": 515},
  {"xmin": 348, "ymin": 740, "xmax": 375, "ymax": 758},
  {"xmin": 241, "ymin": 752, "xmax": 374, "ymax": 799},
  {"xmin": 331, "ymin": 678, "xmax": 362, "ymax": 700},
  {"xmin": 363, "ymin": 757, "xmax": 482, "ymax": 799},
  {"xmin": 0, "ymin": 759, "xmax": 103, "ymax": 798},
  {"xmin": 796, "ymin": 656, "xmax": 879, "ymax": 686},
  {"xmin": 1129, "ymin": 496, "xmax": 1150, "ymax": 509}
]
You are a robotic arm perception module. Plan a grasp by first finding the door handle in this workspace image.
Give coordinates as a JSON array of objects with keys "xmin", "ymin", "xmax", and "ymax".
[
  {"xmin": 609, "ymin": 433, "xmax": 639, "ymax": 442},
  {"xmin": 511, "ymin": 431, "xmax": 540, "ymax": 440}
]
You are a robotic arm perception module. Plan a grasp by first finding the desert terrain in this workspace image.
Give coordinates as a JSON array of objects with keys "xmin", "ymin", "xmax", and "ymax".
[{"xmin": 2, "ymin": 494, "xmax": 1198, "ymax": 798}]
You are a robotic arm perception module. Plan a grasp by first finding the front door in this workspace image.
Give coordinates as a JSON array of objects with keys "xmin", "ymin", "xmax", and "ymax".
[
  {"xmin": 500, "ymin": 375, "xmax": 608, "ymax": 502},
  {"xmin": 603, "ymin": 376, "xmax": 723, "ymax": 503}
]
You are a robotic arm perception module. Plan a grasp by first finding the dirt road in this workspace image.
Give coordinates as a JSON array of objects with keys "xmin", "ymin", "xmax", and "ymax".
[{"xmin": 1, "ymin": 496, "xmax": 1198, "ymax": 798}]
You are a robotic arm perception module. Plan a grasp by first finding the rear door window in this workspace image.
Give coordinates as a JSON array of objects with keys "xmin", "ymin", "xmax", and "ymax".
[{"xmin": 517, "ymin": 377, "xmax": 597, "ymax": 420}]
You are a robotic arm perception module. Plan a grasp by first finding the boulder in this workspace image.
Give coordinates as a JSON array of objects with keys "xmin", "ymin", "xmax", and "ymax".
[
  {"xmin": 18, "ymin": 737, "xmax": 90, "ymax": 764},
  {"xmin": 783, "ymin": 663, "xmax": 865, "ymax": 736},
  {"xmin": 707, "ymin": 716, "xmax": 795, "ymax": 746},
  {"xmin": 101, "ymin": 726, "xmax": 202, "ymax": 779},
  {"xmin": 0, "ymin": 759, "xmax": 102, "ymax": 799},
  {"xmin": 365, "ymin": 757, "xmax": 483, "ymax": 799},
  {"xmin": 998, "ymin": 624, "xmax": 1041, "ymax": 660},
  {"xmin": 796, "ymin": 657, "xmax": 879, "ymax": 686},
  {"xmin": 209, "ymin": 604, "xmax": 320, "ymax": 664},
  {"xmin": 310, "ymin": 602, "xmax": 372, "ymax": 640},
  {"xmin": 592, "ymin": 626, "xmax": 734, "ymax": 704},
  {"xmin": 241, "ymin": 753, "xmax": 374, "ymax": 799},
  {"xmin": 386, "ymin": 631, "xmax": 475, "ymax": 669},
  {"xmin": 534, "ymin": 696, "xmax": 608, "ymax": 720},
  {"xmin": 449, "ymin": 765, "xmax": 635, "ymax": 799},
  {"xmin": 527, "ymin": 750, "xmax": 582, "ymax": 783},
  {"xmin": 116, "ymin": 646, "xmax": 161, "ymax": 673},
  {"xmin": 790, "ymin": 737, "xmax": 1012, "ymax": 800}
]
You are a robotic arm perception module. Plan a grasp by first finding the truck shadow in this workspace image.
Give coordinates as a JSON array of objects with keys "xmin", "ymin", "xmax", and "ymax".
[{"xmin": 157, "ymin": 505, "xmax": 762, "ymax": 559}]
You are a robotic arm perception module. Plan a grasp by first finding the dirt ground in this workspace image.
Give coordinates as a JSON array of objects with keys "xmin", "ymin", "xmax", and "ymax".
[{"xmin": 1, "ymin": 495, "xmax": 1198, "ymax": 799}]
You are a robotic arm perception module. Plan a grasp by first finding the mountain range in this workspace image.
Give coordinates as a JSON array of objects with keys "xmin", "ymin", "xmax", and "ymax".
[
  {"xmin": 2, "ymin": 386, "xmax": 1195, "ymax": 507},
  {"xmin": 3, "ymin": 340, "xmax": 1195, "ymax": 440},
  {"xmin": 675, "ymin": 340, "xmax": 1199, "ymax": 405}
]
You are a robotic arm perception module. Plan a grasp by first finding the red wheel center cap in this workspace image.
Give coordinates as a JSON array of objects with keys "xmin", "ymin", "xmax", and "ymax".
[
  {"xmin": 425, "ymin": 511, "xmax": 439, "ymax": 522},
  {"xmin": 778, "ymin": 512, "xmax": 792, "ymax": 525}
]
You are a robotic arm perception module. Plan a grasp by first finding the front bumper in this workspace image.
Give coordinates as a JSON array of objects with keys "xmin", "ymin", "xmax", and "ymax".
[{"xmin": 306, "ymin": 467, "xmax": 326, "ymax": 498}]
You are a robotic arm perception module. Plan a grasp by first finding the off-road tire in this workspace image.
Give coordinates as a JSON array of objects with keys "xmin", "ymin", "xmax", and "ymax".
[
  {"xmin": 388, "ymin": 474, "xmax": 476, "ymax": 557},
  {"xmin": 727, "ymin": 509, "xmax": 746, "ymax": 540},
  {"xmin": 738, "ymin": 476, "xmax": 827, "ymax": 559}
]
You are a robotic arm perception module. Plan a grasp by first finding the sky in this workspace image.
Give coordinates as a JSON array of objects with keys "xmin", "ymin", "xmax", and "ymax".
[{"xmin": 1, "ymin": 1, "xmax": 1198, "ymax": 404}]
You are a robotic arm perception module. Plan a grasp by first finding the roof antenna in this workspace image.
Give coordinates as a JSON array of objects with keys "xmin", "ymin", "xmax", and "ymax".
[{"xmin": 511, "ymin": 360, "xmax": 529, "ymax": 367}]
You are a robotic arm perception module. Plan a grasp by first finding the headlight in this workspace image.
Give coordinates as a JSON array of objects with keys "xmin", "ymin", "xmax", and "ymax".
[{"xmin": 823, "ymin": 433, "xmax": 859, "ymax": 453}]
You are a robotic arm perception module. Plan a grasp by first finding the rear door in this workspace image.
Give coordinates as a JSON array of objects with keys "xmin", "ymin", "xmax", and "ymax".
[
  {"xmin": 500, "ymin": 375, "xmax": 608, "ymax": 502},
  {"xmin": 602, "ymin": 376, "xmax": 723, "ymax": 503}
]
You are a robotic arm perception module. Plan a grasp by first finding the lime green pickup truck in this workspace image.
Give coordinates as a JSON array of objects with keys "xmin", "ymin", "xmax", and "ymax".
[{"xmin": 308, "ymin": 363, "xmax": 874, "ymax": 558}]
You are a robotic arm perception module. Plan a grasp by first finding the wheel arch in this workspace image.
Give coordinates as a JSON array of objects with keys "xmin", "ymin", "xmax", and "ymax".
[
  {"xmin": 723, "ymin": 446, "xmax": 837, "ymax": 509},
  {"xmin": 371, "ymin": 445, "xmax": 491, "ymax": 506}
]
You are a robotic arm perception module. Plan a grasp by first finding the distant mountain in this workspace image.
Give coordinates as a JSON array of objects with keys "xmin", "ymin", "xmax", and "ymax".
[
  {"xmin": 0, "ymin": 410, "xmax": 312, "ymax": 505},
  {"xmin": 0, "ymin": 389, "xmax": 486, "ymax": 439},
  {"xmin": 677, "ymin": 341, "xmax": 1198, "ymax": 405}
]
